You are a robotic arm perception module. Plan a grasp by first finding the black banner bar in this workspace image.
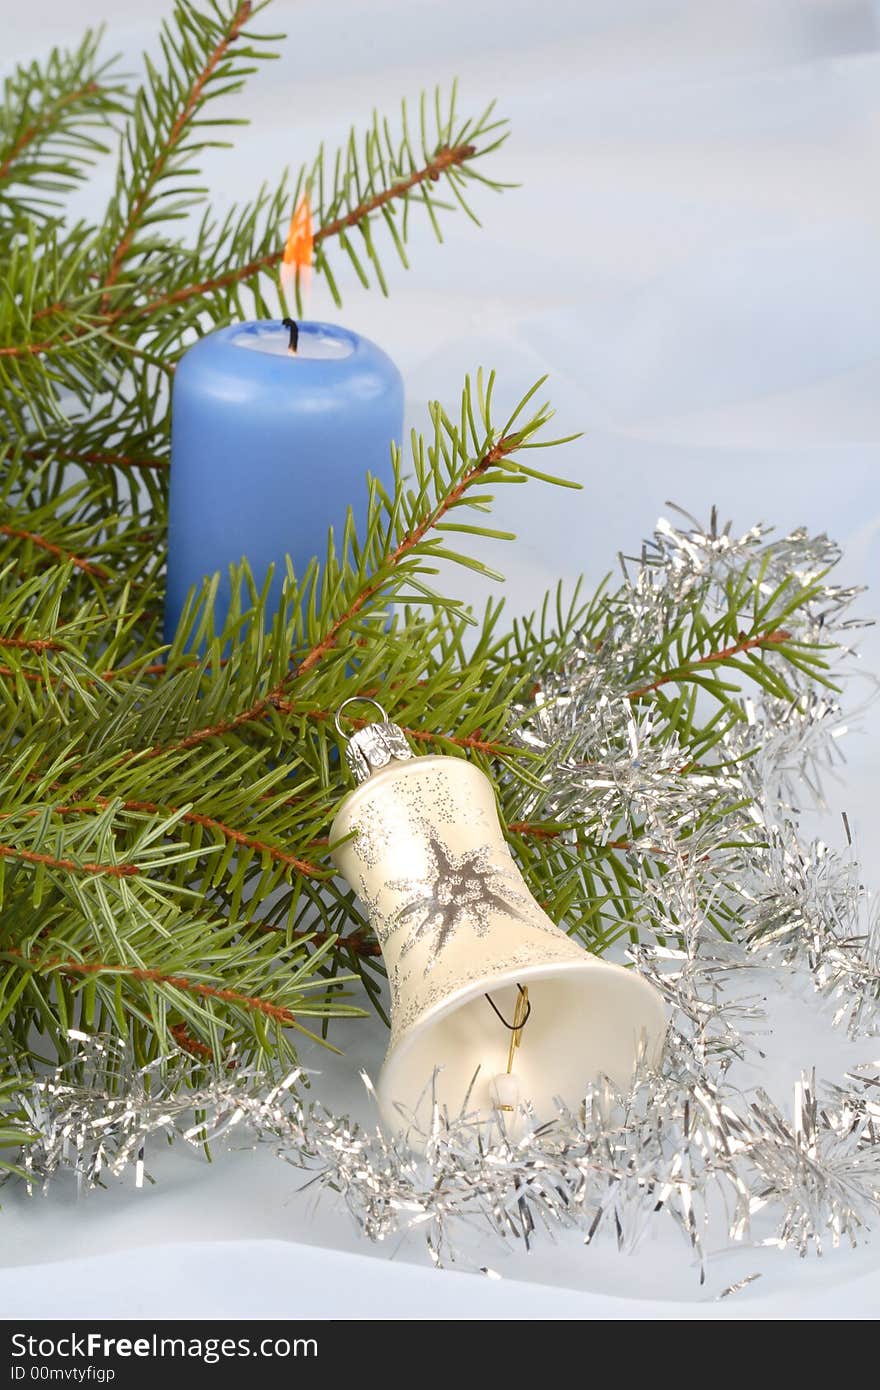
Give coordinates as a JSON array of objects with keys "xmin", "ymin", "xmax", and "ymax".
[
  {"xmin": 2, "ymin": 1323, "xmax": 329, "ymax": 1387},
  {"xmin": 1, "ymin": 1321, "xmax": 557, "ymax": 1383}
]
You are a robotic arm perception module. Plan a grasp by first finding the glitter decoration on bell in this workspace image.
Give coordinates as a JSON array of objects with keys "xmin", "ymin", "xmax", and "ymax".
[{"xmin": 329, "ymin": 700, "xmax": 668, "ymax": 1139}]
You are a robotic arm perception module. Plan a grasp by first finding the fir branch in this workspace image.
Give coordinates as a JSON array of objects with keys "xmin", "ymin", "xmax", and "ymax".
[
  {"xmin": 0, "ymin": 84, "xmax": 100, "ymax": 184},
  {"xmin": 280, "ymin": 703, "xmax": 516, "ymax": 760},
  {"xmin": 315, "ymin": 143, "xmax": 476, "ymax": 243},
  {"xmin": 0, "ymin": 30, "xmax": 127, "ymax": 221},
  {"xmin": 169, "ymin": 1022, "xmax": 213, "ymax": 1057},
  {"xmin": 0, "ymin": 2, "xmax": 555, "ymax": 1085},
  {"xmin": 296, "ymin": 434, "xmax": 519, "ymax": 678},
  {"xmin": 507, "ymin": 821, "xmax": 563, "ymax": 840},
  {"xmin": 0, "ymin": 844, "xmax": 139, "ymax": 878},
  {"xmin": 146, "ymin": 805, "xmax": 325, "ymax": 877},
  {"xmin": 142, "ymin": 699, "xmax": 272, "ymax": 761},
  {"xmin": 627, "ymin": 628, "xmax": 794, "ymax": 701},
  {"xmin": 100, "ymin": 0, "xmax": 256, "ymax": 305},
  {"xmin": 13, "ymin": 952, "xmax": 298, "ymax": 1026},
  {"xmin": 0, "ymin": 524, "xmax": 110, "ymax": 579},
  {"xmin": 0, "ymin": 680, "xmax": 516, "ymax": 781},
  {"xmin": 508, "ymin": 822, "xmax": 674, "ymax": 858},
  {"xmin": 0, "ymin": 800, "xmax": 326, "ymax": 879},
  {"xmin": 23, "ymin": 446, "xmax": 169, "ymax": 472},
  {"xmin": 0, "ymin": 135, "xmax": 495, "ymax": 362},
  {"xmin": 0, "ymin": 635, "xmax": 63, "ymax": 654},
  {"xmin": 141, "ymin": 139, "xmax": 481, "ymax": 317},
  {"xmin": 243, "ymin": 917, "xmax": 381, "ymax": 959},
  {"xmin": 0, "ymin": 666, "xmax": 45, "ymax": 686}
]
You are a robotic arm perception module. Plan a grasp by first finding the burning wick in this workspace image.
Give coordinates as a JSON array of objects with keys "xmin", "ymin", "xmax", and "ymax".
[{"xmin": 282, "ymin": 317, "xmax": 299, "ymax": 355}]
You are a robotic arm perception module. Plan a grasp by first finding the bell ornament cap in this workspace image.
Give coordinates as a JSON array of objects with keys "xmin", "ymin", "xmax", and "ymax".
[
  {"xmin": 335, "ymin": 697, "xmax": 416, "ymax": 785},
  {"xmin": 330, "ymin": 711, "xmax": 668, "ymax": 1138}
]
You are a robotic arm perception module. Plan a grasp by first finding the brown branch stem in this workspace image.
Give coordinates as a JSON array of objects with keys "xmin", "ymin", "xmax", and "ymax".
[
  {"xmin": 238, "ymin": 916, "xmax": 381, "ymax": 958},
  {"xmin": 23, "ymin": 446, "xmax": 169, "ymax": 472},
  {"xmin": 0, "ymin": 525, "xmax": 109, "ymax": 578},
  {"xmin": 0, "ymin": 665, "xmax": 46, "ymax": 685},
  {"xmin": 0, "ymin": 634, "xmax": 63, "ymax": 653},
  {"xmin": 170, "ymin": 1023, "xmax": 214, "ymax": 1058},
  {"xmin": 626, "ymin": 629, "xmax": 792, "ymax": 700},
  {"xmin": 508, "ymin": 823, "xmax": 673, "ymax": 858},
  {"xmin": 0, "ymin": 844, "xmax": 138, "ymax": 878},
  {"xmin": 279, "ymin": 702, "xmax": 512, "ymax": 759},
  {"xmin": 7, "ymin": 950, "xmax": 296, "ymax": 1025},
  {"xmin": 1, "ymin": 798, "xmax": 325, "ymax": 879}
]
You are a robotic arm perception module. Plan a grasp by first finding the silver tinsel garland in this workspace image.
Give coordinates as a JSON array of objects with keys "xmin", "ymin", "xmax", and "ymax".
[{"xmin": 6, "ymin": 511, "xmax": 880, "ymax": 1273}]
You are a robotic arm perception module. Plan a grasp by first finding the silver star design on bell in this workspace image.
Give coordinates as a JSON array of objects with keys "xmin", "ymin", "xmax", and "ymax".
[{"xmin": 386, "ymin": 827, "xmax": 538, "ymax": 969}]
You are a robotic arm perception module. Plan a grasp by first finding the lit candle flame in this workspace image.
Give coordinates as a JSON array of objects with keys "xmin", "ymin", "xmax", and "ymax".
[{"xmin": 280, "ymin": 192, "xmax": 314, "ymax": 307}]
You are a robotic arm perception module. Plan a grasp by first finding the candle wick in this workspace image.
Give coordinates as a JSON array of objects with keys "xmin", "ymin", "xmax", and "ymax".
[{"xmin": 282, "ymin": 317, "xmax": 299, "ymax": 355}]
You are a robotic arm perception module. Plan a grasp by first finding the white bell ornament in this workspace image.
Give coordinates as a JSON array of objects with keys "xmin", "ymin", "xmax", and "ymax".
[{"xmin": 330, "ymin": 700, "xmax": 667, "ymax": 1138}]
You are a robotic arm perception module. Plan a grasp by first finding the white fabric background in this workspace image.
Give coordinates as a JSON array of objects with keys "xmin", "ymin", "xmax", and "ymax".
[{"xmin": 3, "ymin": 0, "xmax": 880, "ymax": 1318}]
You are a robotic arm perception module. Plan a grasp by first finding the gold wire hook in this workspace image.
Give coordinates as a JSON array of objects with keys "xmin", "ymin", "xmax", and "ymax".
[
  {"xmin": 484, "ymin": 984, "xmax": 531, "ymax": 1073},
  {"xmin": 484, "ymin": 984, "xmax": 531, "ymax": 1032}
]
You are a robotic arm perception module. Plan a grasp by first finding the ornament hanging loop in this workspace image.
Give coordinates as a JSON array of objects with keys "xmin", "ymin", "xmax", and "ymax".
[
  {"xmin": 334, "ymin": 695, "xmax": 389, "ymax": 739},
  {"xmin": 335, "ymin": 697, "xmax": 415, "ymax": 785}
]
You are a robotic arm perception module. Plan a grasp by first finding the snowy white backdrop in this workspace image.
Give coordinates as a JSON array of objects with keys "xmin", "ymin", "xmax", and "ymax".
[{"xmin": 2, "ymin": 0, "xmax": 880, "ymax": 1318}]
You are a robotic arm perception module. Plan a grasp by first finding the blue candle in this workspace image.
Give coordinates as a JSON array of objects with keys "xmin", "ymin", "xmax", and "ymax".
[{"xmin": 164, "ymin": 320, "xmax": 404, "ymax": 642}]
